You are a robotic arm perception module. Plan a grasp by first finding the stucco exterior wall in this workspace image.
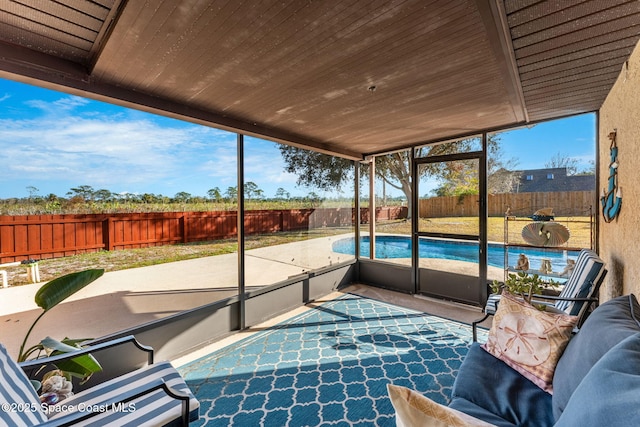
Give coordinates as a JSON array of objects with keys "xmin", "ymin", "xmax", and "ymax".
[{"xmin": 598, "ymin": 40, "xmax": 640, "ymax": 301}]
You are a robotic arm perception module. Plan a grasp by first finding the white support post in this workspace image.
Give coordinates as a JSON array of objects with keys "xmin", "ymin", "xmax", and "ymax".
[
  {"xmin": 26, "ymin": 263, "xmax": 40, "ymax": 283},
  {"xmin": 0, "ymin": 262, "xmax": 21, "ymax": 288}
]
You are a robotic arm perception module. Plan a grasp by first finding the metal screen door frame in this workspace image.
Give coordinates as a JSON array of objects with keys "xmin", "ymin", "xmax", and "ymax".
[{"xmin": 410, "ymin": 140, "xmax": 488, "ymax": 306}]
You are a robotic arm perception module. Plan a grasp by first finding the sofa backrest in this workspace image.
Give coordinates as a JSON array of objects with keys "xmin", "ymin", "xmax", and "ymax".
[
  {"xmin": 0, "ymin": 343, "xmax": 48, "ymax": 426},
  {"xmin": 554, "ymin": 332, "xmax": 640, "ymax": 426},
  {"xmin": 552, "ymin": 294, "xmax": 640, "ymax": 420}
]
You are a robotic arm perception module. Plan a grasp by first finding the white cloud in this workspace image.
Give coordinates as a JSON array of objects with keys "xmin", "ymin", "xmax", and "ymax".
[
  {"xmin": 25, "ymin": 95, "xmax": 89, "ymax": 112},
  {"xmin": 0, "ymin": 92, "xmax": 335, "ymax": 198},
  {"xmin": 244, "ymin": 147, "xmax": 300, "ymax": 185},
  {"xmin": 0, "ymin": 98, "xmax": 240, "ymax": 195}
]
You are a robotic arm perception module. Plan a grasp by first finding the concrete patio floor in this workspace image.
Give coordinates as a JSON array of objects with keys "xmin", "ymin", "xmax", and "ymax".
[
  {"xmin": 0, "ymin": 234, "xmax": 491, "ymax": 359},
  {"xmin": 171, "ymin": 283, "xmax": 487, "ymax": 368}
]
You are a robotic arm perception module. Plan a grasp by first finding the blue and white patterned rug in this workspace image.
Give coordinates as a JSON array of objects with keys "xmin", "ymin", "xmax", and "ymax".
[{"xmin": 178, "ymin": 293, "xmax": 479, "ymax": 426}]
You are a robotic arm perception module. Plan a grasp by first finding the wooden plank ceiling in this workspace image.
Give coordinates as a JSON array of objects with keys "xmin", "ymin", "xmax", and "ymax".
[{"xmin": 0, "ymin": 0, "xmax": 638, "ymax": 159}]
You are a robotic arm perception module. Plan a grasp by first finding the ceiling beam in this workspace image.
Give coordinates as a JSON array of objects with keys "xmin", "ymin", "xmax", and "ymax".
[
  {"xmin": 0, "ymin": 41, "xmax": 363, "ymax": 161},
  {"xmin": 475, "ymin": 0, "xmax": 529, "ymax": 123}
]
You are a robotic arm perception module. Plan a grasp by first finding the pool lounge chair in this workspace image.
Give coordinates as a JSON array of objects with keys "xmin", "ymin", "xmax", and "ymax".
[
  {"xmin": 1, "ymin": 335, "xmax": 199, "ymax": 426},
  {"xmin": 472, "ymin": 248, "xmax": 607, "ymax": 342}
]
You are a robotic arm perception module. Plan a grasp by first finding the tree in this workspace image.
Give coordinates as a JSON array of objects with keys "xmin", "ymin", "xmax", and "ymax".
[
  {"xmin": 488, "ymin": 168, "xmax": 522, "ymax": 194},
  {"xmin": 67, "ymin": 185, "xmax": 95, "ymax": 201},
  {"xmin": 225, "ymin": 186, "xmax": 237, "ymax": 201},
  {"xmin": 26, "ymin": 186, "xmax": 39, "ymax": 200},
  {"xmin": 279, "ymin": 146, "xmax": 353, "ymax": 191},
  {"xmin": 207, "ymin": 187, "xmax": 222, "ymax": 201},
  {"xmin": 274, "ymin": 187, "xmax": 290, "ymax": 200},
  {"xmin": 306, "ymin": 191, "xmax": 322, "ymax": 207},
  {"xmin": 577, "ymin": 159, "xmax": 596, "ymax": 176},
  {"xmin": 243, "ymin": 182, "xmax": 263, "ymax": 200},
  {"xmin": 118, "ymin": 192, "xmax": 137, "ymax": 201},
  {"xmin": 93, "ymin": 189, "xmax": 113, "ymax": 202},
  {"xmin": 190, "ymin": 195, "xmax": 208, "ymax": 203},
  {"xmin": 173, "ymin": 191, "xmax": 192, "ymax": 203},
  {"xmin": 545, "ymin": 152, "xmax": 579, "ymax": 175},
  {"xmin": 432, "ymin": 165, "xmax": 479, "ymax": 197},
  {"xmin": 280, "ymin": 134, "xmax": 514, "ymax": 216},
  {"xmin": 375, "ymin": 152, "xmax": 411, "ymax": 205},
  {"xmin": 429, "ymin": 134, "xmax": 519, "ymax": 196},
  {"xmin": 139, "ymin": 193, "xmax": 161, "ymax": 204},
  {"xmin": 487, "ymin": 139, "xmax": 520, "ymax": 193}
]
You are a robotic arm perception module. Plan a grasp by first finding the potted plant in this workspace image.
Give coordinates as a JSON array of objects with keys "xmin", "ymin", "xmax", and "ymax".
[
  {"xmin": 491, "ymin": 271, "xmax": 560, "ymax": 309},
  {"xmin": 17, "ymin": 269, "xmax": 105, "ymax": 397}
]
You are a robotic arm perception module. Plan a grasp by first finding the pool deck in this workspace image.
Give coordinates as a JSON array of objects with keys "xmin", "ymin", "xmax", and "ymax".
[{"xmin": 0, "ymin": 234, "xmax": 499, "ymax": 358}]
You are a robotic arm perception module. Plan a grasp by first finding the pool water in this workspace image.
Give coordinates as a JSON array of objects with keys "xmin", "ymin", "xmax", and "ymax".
[{"xmin": 332, "ymin": 235, "xmax": 578, "ymax": 272}]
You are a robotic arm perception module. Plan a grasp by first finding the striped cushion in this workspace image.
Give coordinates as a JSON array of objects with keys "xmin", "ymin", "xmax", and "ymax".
[
  {"xmin": 556, "ymin": 249, "xmax": 605, "ymax": 315},
  {"xmin": 484, "ymin": 249, "xmax": 604, "ymax": 317},
  {"xmin": 47, "ymin": 361, "xmax": 199, "ymax": 426},
  {"xmin": 0, "ymin": 343, "xmax": 48, "ymax": 426},
  {"xmin": 484, "ymin": 294, "xmax": 502, "ymax": 315}
]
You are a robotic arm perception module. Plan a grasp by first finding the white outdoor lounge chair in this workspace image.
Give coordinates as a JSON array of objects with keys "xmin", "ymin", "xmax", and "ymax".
[
  {"xmin": 472, "ymin": 248, "xmax": 607, "ymax": 342},
  {"xmin": 1, "ymin": 335, "xmax": 199, "ymax": 426}
]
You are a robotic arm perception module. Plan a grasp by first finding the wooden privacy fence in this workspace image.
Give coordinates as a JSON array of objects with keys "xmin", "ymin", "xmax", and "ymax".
[
  {"xmin": 0, "ymin": 207, "xmax": 407, "ymax": 263},
  {"xmin": 2, "ymin": 192, "xmax": 593, "ymax": 263},
  {"xmin": 419, "ymin": 191, "xmax": 595, "ymax": 218}
]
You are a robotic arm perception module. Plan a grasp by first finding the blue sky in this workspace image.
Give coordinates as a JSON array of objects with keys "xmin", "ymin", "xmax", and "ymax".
[
  {"xmin": 0, "ymin": 78, "xmax": 595, "ymax": 200},
  {"xmin": 0, "ymin": 78, "xmax": 308, "ymax": 199},
  {"xmin": 496, "ymin": 114, "xmax": 596, "ymax": 171}
]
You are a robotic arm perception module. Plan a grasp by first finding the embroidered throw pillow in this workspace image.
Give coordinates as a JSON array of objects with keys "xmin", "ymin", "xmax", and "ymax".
[
  {"xmin": 387, "ymin": 384, "xmax": 497, "ymax": 427},
  {"xmin": 482, "ymin": 291, "xmax": 577, "ymax": 393}
]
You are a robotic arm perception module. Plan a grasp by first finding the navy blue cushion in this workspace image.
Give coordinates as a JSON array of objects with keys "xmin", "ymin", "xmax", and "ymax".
[
  {"xmin": 448, "ymin": 397, "xmax": 517, "ymax": 427},
  {"xmin": 552, "ymin": 294, "xmax": 640, "ymax": 419},
  {"xmin": 450, "ymin": 343, "xmax": 553, "ymax": 427},
  {"xmin": 555, "ymin": 332, "xmax": 640, "ymax": 426}
]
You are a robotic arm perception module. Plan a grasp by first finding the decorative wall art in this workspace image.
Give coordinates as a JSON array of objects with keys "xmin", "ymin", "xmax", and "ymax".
[{"xmin": 601, "ymin": 130, "xmax": 622, "ymax": 223}]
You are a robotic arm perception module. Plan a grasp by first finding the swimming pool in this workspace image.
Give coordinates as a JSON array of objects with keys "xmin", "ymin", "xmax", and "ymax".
[{"xmin": 331, "ymin": 235, "xmax": 579, "ymax": 272}]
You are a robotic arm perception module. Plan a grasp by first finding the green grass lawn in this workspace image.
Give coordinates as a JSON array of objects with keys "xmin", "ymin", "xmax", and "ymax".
[
  {"xmin": 6, "ymin": 216, "xmax": 591, "ymax": 287},
  {"xmin": 375, "ymin": 216, "xmax": 592, "ymax": 247}
]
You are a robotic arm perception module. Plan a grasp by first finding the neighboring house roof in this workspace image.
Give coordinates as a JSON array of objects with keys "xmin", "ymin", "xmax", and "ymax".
[{"xmin": 515, "ymin": 168, "xmax": 595, "ymax": 193}]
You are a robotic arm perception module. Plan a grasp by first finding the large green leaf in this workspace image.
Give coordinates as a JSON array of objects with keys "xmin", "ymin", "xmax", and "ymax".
[
  {"xmin": 40, "ymin": 336, "xmax": 81, "ymax": 353},
  {"xmin": 40, "ymin": 337, "xmax": 102, "ymax": 379},
  {"xmin": 19, "ymin": 269, "xmax": 105, "ymax": 362},
  {"xmin": 34, "ymin": 269, "xmax": 104, "ymax": 312}
]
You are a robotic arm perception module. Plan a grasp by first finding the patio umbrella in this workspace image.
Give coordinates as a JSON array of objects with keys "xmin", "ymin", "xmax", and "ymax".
[{"xmin": 521, "ymin": 222, "xmax": 570, "ymax": 247}]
